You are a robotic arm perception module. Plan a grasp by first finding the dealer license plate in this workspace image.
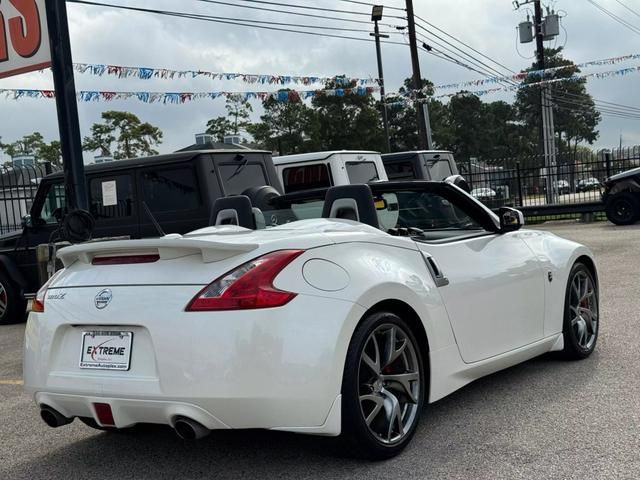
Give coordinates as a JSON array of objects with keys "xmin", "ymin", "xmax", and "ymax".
[{"xmin": 80, "ymin": 331, "xmax": 133, "ymax": 371}]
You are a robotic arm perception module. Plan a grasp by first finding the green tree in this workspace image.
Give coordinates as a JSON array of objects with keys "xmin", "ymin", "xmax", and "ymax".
[
  {"xmin": 37, "ymin": 140, "xmax": 62, "ymax": 166},
  {"xmin": 312, "ymin": 77, "xmax": 385, "ymax": 151},
  {"xmin": 206, "ymin": 95, "xmax": 253, "ymax": 141},
  {"xmin": 205, "ymin": 117, "xmax": 233, "ymax": 142},
  {"xmin": 0, "ymin": 132, "xmax": 63, "ymax": 166},
  {"xmin": 83, "ymin": 111, "xmax": 163, "ymax": 159},
  {"xmin": 1, "ymin": 132, "xmax": 45, "ymax": 157},
  {"xmin": 514, "ymin": 47, "xmax": 601, "ymax": 160},
  {"xmin": 386, "ymin": 78, "xmax": 454, "ymax": 152},
  {"xmin": 246, "ymin": 91, "xmax": 319, "ymax": 154}
]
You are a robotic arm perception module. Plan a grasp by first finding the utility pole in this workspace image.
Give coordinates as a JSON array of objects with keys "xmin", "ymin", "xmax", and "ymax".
[
  {"xmin": 370, "ymin": 6, "xmax": 391, "ymax": 152},
  {"xmin": 533, "ymin": 0, "xmax": 558, "ymax": 204},
  {"xmin": 405, "ymin": 0, "xmax": 430, "ymax": 150},
  {"xmin": 45, "ymin": 0, "xmax": 88, "ymax": 211}
]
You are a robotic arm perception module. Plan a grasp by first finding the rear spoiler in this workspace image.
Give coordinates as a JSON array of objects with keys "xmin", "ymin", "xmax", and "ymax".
[{"xmin": 57, "ymin": 236, "xmax": 259, "ymax": 267}]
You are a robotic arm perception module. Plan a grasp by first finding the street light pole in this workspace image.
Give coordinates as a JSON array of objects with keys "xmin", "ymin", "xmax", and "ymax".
[{"xmin": 371, "ymin": 6, "xmax": 391, "ymax": 153}]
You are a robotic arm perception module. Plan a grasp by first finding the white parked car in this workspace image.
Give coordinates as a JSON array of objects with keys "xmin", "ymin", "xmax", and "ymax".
[
  {"xmin": 471, "ymin": 187, "xmax": 497, "ymax": 200},
  {"xmin": 24, "ymin": 181, "xmax": 599, "ymax": 459}
]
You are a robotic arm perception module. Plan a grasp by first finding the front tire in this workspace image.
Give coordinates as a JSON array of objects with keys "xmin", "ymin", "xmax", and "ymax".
[
  {"xmin": 606, "ymin": 192, "xmax": 639, "ymax": 225},
  {"xmin": 0, "ymin": 270, "xmax": 27, "ymax": 325},
  {"xmin": 341, "ymin": 311, "xmax": 425, "ymax": 460},
  {"xmin": 562, "ymin": 263, "xmax": 599, "ymax": 360}
]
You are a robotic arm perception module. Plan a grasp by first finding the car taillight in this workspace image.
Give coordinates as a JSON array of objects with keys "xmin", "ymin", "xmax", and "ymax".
[
  {"xmin": 185, "ymin": 250, "xmax": 304, "ymax": 312},
  {"xmin": 32, "ymin": 270, "xmax": 65, "ymax": 313},
  {"xmin": 92, "ymin": 254, "xmax": 160, "ymax": 265}
]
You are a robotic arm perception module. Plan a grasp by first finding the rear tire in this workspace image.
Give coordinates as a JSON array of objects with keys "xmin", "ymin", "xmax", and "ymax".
[
  {"xmin": 0, "ymin": 270, "xmax": 27, "ymax": 325},
  {"xmin": 562, "ymin": 263, "xmax": 599, "ymax": 360},
  {"xmin": 341, "ymin": 311, "xmax": 425, "ymax": 460},
  {"xmin": 605, "ymin": 192, "xmax": 639, "ymax": 225}
]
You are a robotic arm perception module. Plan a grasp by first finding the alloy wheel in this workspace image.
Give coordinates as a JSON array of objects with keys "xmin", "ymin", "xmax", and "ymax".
[
  {"xmin": 358, "ymin": 324, "xmax": 420, "ymax": 445},
  {"xmin": 569, "ymin": 271, "xmax": 598, "ymax": 350}
]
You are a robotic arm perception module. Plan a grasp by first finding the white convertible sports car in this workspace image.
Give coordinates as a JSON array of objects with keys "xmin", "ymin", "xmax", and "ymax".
[{"xmin": 24, "ymin": 181, "xmax": 599, "ymax": 459}]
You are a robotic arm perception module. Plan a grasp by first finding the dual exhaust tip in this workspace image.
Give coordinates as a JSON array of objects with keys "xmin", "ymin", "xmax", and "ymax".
[{"xmin": 39, "ymin": 405, "xmax": 210, "ymax": 440}]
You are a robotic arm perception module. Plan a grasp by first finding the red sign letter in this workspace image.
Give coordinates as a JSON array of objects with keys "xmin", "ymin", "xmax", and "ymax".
[
  {"xmin": 0, "ymin": 7, "xmax": 8, "ymax": 62},
  {"xmin": 8, "ymin": 0, "xmax": 41, "ymax": 58}
]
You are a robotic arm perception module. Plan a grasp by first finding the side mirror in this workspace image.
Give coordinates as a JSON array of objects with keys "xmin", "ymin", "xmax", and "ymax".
[
  {"xmin": 21, "ymin": 214, "xmax": 33, "ymax": 229},
  {"xmin": 498, "ymin": 207, "xmax": 525, "ymax": 233}
]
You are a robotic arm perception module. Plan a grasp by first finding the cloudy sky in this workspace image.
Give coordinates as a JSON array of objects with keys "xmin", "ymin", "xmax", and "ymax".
[{"xmin": 1, "ymin": 0, "xmax": 640, "ymax": 164}]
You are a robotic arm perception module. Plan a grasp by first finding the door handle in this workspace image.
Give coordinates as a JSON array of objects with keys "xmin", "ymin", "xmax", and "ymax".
[{"xmin": 422, "ymin": 253, "xmax": 450, "ymax": 288}]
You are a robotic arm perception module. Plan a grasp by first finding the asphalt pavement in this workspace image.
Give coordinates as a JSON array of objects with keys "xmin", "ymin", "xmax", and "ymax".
[{"xmin": 1, "ymin": 222, "xmax": 639, "ymax": 479}]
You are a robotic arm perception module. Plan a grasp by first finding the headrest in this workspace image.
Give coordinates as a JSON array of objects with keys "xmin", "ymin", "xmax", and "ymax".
[
  {"xmin": 210, "ymin": 195, "xmax": 256, "ymax": 229},
  {"xmin": 321, "ymin": 184, "xmax": 380, "ymax": 229}
]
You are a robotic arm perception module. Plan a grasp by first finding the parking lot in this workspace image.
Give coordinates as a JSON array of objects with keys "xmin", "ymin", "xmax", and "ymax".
[{"xmin": 1, "ymin": 222, "xmax": 639, "ymax": 480}]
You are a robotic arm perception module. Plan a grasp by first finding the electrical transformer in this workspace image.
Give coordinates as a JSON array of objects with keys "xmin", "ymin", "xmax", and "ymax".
[
  {"xmin": 543, "ymin": 14, "xmax": 560, "ymax": 40},
  {"xmin": 519, "ymin": 21, "xmax": 534, "ymax": 43}
]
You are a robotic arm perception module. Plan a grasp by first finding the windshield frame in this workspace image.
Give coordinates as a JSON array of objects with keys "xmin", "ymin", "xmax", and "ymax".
[{"xmin": 269, "ymin": 181, "xmax": 500, "ymax": 233}]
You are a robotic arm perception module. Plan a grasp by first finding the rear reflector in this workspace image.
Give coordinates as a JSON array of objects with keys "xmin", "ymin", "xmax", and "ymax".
[
  {"xmin": 186, "ymin": 250, "xmax": 304, "ymax": 312},
  {"xmin": 92, "ymin": 254, "xmax": 160, "ymax": 266},
  {"xmin": 94, "ymin": 403, "xmax": 115, "ymax": 426}
]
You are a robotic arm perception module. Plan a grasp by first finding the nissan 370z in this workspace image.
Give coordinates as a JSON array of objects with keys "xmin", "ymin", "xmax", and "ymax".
[{"xmin": 23, "ymin": 182, "xmax": 600, "ymax": 459}]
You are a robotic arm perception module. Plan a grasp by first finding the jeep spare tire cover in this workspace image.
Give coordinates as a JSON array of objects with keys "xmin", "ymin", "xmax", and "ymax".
[{"xmin": 63, "ymin": 210, "xmax": 95, "ymax": 243}]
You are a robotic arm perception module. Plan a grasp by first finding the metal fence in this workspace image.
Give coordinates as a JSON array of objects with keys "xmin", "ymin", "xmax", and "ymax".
[
  {"xmin": 460, "ymin": 147, "xmax": 640, "ymax": 220},
  {"xmin": 0, "ymin": 163, "xmax": 56, "ymax": 235}
]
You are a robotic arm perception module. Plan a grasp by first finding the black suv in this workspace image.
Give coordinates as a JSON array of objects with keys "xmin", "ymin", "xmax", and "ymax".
[
  {"xmin": 0, "ymin": 149, "xmax": 281, "ymax": 324},
  {"xmin": 603, "ymin": 166, "xmax": 640, "ymax": 225}
]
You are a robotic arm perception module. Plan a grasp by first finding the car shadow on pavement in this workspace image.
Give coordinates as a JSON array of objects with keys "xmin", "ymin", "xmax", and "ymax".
[{"xmin": 1, "ymin": 352, "xmax": 600, "ymax": 480}]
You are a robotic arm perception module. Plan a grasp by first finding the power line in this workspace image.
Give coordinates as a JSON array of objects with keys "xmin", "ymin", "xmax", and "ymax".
[
  {"xmin": 188, "ymin": 0, "xmax": 371, "ymax": 25},
  {"xmin": 554, "ymin": 100, "xmax": 640, "ymax": 120},
  {"xmin": 416, "ymin": 32, "xmax": 515, "ymax": 83},
  {"xmin": 552, "ymin": 94, "xmax": 640, "ymax": 119},
  {"xmin": 612, "ymin": 0, "xmax": 640, "ymax": 19},
  {"xmin": 335, "ymin": 0, "xmax": 406, "ymax": 12},
  {"xmin": 414, "ymin": 13, "xmax": 518, "ymax": 75},
  {"xmin": 69, "ymin": 1, "xmax": 408, "ymax": 45},
  {"xmin": 556, "ymin": 91, "xmax": 640, "ymax": 114},
  {"xmin": 585, "ymin": 0, "xmax": 640, "ymax": 35},
  {"xmin": 195, "ymin": 0, "xmax": 406, "ymax": 20},
  {"xmin": 415, "ymin": 24, "xmax": 519, "ymax": 86}
]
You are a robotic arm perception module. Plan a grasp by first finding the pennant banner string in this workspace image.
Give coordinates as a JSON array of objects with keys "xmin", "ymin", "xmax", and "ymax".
[
  {"xmin": 70, "ymin": 63, "xmax": 378, "ymax": 87},
  {"xmin": 432, "ymin": 53, "xmax": 640, "ymax": 92},
  {"xmin": 0, "ymin": 87, "xmax": 379, "ymax": 104},
  {"xmin": 387, "ymin": 65, "xmax": 640, "ymax": 105}
]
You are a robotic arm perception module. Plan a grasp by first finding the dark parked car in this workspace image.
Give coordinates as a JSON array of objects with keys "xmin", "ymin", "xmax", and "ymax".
[
  {"xmin": 0, "ymin": 149, "xmax": 281, "ymax": 325},
  {"xmin": 603, "ymin": 167, "xmax": 640, "ymax": 225},
  {"xmin": 576, "ymin": 177, "xmax": 601, "ymax": 193}
]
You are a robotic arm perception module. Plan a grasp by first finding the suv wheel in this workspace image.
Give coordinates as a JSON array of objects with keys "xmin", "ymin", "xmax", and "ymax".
[
  {"xmin": 0, "ymin": 270, "xmax": 27, "ymax": 325},
  {"xmin": 606, "ymin": 192, "xmax": 639, "ymax": 225}
]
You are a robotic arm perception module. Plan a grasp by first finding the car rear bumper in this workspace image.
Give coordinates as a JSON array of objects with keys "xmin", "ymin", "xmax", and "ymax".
[{"xmin": 24, "ymin": 288, "xmax": 365, "ymax": 435}]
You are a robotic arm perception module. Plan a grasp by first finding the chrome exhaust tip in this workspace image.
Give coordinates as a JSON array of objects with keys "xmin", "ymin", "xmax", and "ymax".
[
  {"xmin": 173, "ymin": 417, "xmax": 210, "ymax": 440},
  {"xmin": 40, "ymin": 405, "xmax": 73, "ymax": 428}
]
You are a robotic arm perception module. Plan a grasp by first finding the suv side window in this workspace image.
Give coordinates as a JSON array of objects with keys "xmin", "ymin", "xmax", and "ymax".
[
  {"xmin": 282, "ymin": 164, "xmax": 332, "ymax": 193},
  {"xmin": 89, "ymin": 175, "xmax": 134, "ymax": 219},
  {"xmin": 40, "ymin": 182, "xmax": 66, "ymax": 224},
  {"xmin": 141, "ymin": 166, "xmax": 201, "ymax": 212}
]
